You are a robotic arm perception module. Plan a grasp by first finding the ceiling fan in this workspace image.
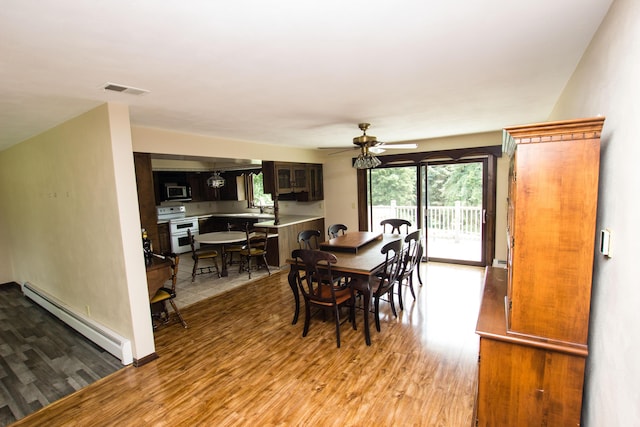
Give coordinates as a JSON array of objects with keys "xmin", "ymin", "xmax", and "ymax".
[{"xmin": 321, "ymin": 123, "xmax": 418, "ymax": 155}]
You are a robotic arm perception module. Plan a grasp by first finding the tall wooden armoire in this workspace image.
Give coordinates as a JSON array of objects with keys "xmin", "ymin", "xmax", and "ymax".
[{"xmin": 475, "ymin": 117, "xmax": 605, "ymax": 426}]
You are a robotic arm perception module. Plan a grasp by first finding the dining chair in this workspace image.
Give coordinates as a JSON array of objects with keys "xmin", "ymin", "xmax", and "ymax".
[
  {"xmin": 223, "ymin": 221, "xmax": 246, "ymax": 267},
  {"xmin": 150, "ymin": 253, "xmax": 188, "ymax": 328},
  {"xmin": 370, "ymin": 238, "xmax": 404, "ymax": 332},
  {"xmin": 396, "ymin": 229, "xmax": 423, "ymax": 310},
  {"xmin": 292, "ymin": 249, "xmax": 356, "ymax": 348},
  {"xmin": 238, "ymin": 226, "xmax": 271, "ymax": 279},
  {"xmin": 188, "ymin": 229, "xmax": 221, "ymax": 282},
  {"xmin": 297, "ymin": 229, "xmax": 321, "ymax": 250},
  {"xmin": 380, "ymin": 218, "xmax": 411, "ymax": 234},
  {"xmin": 327, "ymin": 223, "xmax": 348, "ymax": 239}
]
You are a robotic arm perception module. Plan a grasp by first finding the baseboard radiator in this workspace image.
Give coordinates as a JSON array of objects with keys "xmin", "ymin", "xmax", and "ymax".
[{"xmin": 22, "ymin": 282, "xmax": 133, "ymax": 365}]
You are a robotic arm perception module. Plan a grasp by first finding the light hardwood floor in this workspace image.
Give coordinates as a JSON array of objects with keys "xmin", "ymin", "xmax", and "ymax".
[{"xmin": 13, "ymin": 262, "xmax": 484, "ymax": 426}]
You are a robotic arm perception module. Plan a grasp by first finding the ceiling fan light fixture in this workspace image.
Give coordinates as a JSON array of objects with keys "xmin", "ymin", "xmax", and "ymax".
[
  {"xmin": 207, "ymin": 171, "xmax": 225, "ymax": 188},
  {"xmin": 353, "ymin": 152, "xmax": 382, "ymax": 169}
]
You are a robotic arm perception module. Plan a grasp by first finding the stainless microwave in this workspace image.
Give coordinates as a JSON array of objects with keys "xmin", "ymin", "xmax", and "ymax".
[{"xmin": 165, "ymin": 184, "xmax": 191, "ymax": 201}]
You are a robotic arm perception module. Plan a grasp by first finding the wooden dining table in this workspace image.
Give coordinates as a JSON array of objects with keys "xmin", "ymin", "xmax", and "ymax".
[
  {"xmin": 145, "ymin": 255, "xmax": 173, "ymax": 300},
  {"xmin": 287, "ymin": 232, "xmax": 402, "ymax": 346}
]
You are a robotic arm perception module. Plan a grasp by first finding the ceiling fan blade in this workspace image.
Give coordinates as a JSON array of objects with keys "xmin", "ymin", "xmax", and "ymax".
[
  {"xmin": 318, "ymin": 146, "xmax": 357, "ymax": 150},
  {"xmin": 318, "ymin": 146, "xmax": 358, "ymax": 155},
  {"xmin": 379, "ymin": 142, "xmax": 418, "ymax": 149}
]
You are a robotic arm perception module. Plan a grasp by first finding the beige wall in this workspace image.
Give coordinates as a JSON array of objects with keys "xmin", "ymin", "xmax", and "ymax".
[
  {"xmin": 0, "ymin": 103, "xmax": 155, "ymax": 361},
  {"xmin": 132, "ymin": 126, "xmax": 325, "ymax": 164},
  {"xmin": 549, "ymin": 0, "xmax": 639, "ymax": 424}
]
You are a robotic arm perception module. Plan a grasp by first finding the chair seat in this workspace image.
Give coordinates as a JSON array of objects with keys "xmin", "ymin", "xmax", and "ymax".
[
  {"xmin": 150, "ymin": 287, "xmax": 175, "ymax": 303},
  {"xmin": 196, "ymin": 248, "xmax": 218, "ymax": 258},
  {"xmin": 239, "ymin": 248, "xmax": 265, "ymax": 256},
  {"xmin": 315, "ymin": 285, "xmax": 352, "ymax": 302}
]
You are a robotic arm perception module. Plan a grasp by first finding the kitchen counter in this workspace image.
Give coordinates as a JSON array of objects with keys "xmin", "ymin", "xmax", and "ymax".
[
  {"xmin": 196, "ymin": 213, "xmax": 322, "ymax": 228},
  {"xmin": 254, "ymin": 215, "xmax": 324, "ymax": 228}
]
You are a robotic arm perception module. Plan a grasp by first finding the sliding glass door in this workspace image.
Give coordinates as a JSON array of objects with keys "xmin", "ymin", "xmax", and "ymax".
[
  {"xmin": 424, "ymin": 159, "xmax": 486, "ymax": 265},
  {"xmin": 367, "ymin": 166, "xmax": 419, "ymax": 233},
  {"xmin": 358, "ymin": 146, "xmax": 498, "ymax": 267}
]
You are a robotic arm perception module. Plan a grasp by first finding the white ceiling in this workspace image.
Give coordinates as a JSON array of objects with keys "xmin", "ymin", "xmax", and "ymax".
[{"xmin": 0, "ymin": 0, "xmax": 613, "ymax": 153}]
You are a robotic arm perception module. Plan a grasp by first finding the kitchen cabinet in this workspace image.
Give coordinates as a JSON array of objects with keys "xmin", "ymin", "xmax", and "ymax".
[
  {"xmin": 475, "ymin": 117, "xmax": 605, "ymax": 426},
  {"xmin": 188, "ymin": 172, "xmax": 219, "ymax": 202},
  {"xmin": 219, "ymin": 172, "xmax": 246, "ymax": 201},
  {"xmin": 134, "ymin": 153, "xmax": 159, "ymax": 251},
  {"xmin": 266, "ymin": 218, "xmax": 325, "ymax": 267},
  {"xmin": 153, "ymin": 171, "xmax": 191, "ymax": 203},
  {"xmin": 262, "ymin": 161, "xmax": 323, "ymax": 201},
  {"xmin": 273, "ymin": 162, "xmax": 307, "ymax": 193},
  {"xmin": 157, "ymin": 222, "xmax": 171, "ymax": 254},
  {"xmin": 307, "ymin": 163, "xmax": 323, "ymax": 201},
  {"xmin": 199, "ymin": 215, "xmax": 263, "ymax": 234}
]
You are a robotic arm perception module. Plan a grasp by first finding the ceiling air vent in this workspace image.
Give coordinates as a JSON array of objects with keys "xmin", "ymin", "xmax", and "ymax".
[{"xmin": 102, "ymin": 82, "xmax": 149, "ymax": 96}]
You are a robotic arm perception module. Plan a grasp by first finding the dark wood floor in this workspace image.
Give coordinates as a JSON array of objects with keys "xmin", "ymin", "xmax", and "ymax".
[
  {"xmin": 0, "ymin": 285, "xmax": 122, "ymax": 426},
  {"xmin": 8, "ymin": 262, "xmax": 484, "ymax": 426}
]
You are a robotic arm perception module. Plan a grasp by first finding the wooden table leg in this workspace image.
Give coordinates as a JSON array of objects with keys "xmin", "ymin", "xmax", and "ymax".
[
  {"xmin": 220, "ymin": 245, "xmax": 229, "ymax": 277},
  {"xmin": 350, "ymin": 278, "xmax": 372, "ymax": 346}
]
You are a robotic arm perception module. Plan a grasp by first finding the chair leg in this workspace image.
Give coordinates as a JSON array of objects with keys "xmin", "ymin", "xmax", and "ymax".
[
  {"xmin": 191, "ymin": 257, "xmax": 198, "ymax": 282},
  {"xmin": 374, "ymin": 297, "xmax": 381, "ymax": 332},
  {"xmin": 262, "ymin": 254, "xmax": 271, "ymax": 276},
  {"xmin": 408, "ymin": 274, "xmax": 416, "ymax": 299},
  {"xmin": 168, "ymin": 299, "xmax": 188, "ymax": 328},
  {"xmin": 302, "ymin": 302, "xmax": 311, "ymax": 337},
  {"xmin": 389, "ymin": 287, "xmax": 397, "ymax": 317},
  {"xmin": 333, "ymin": 305, "xmax": 341, "ymax": 348},
  {"xmin": 213, "ymin": 257, "xmax": 221, "ymax": 278},
  {"xmin": 350, "ymin": 296, "xmax": 357, "ymax": 330},
  {"xmin": 397, "ymin": 280, "xmax": 405, "ymax": 311}
]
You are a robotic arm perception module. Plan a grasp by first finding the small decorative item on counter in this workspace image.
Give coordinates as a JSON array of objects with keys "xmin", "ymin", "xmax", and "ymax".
[{"xmin": 142, "ymin": 228, "xmax": 153, "ymax": 265}]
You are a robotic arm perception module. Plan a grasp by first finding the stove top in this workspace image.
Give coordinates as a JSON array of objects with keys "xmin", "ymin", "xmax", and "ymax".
[{"xmin": 156, "ymin": 205, "xmax": 186, "ymax": 221}]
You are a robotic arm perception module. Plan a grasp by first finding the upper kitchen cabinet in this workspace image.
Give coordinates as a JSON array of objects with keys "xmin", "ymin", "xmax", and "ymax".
[
  {"xmin": 307, "ymin": 163, "xmax": 323, "ymax": 201},
  {"xmin": 219, "ymin": 171, "xmax": 247, "ymax": 201},
  {"xmin": 187, "ymin": 172, "xmax": 219, "ymax": 202},
  {"xmin": 262, "ymin": 161, "xmax": 323, "ymax": 201},
  {"xmin": 153, "ymin": 170, "xmax": 248, "ymax": 203},
  {"xmin": 277, "ymin": 162, "xmax": 308, "ymax": 193}
]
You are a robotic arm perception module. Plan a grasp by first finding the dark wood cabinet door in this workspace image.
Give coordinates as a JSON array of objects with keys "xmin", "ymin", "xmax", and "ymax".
[{"xmin": 134, "ymin": 153, "xmax": 159, "ymax": 249}]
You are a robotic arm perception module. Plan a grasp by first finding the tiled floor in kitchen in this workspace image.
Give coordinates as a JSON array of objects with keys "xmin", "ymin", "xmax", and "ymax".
[{"xmin": 170, "ymin": 251, "xmax": 277, "ymax": 309}]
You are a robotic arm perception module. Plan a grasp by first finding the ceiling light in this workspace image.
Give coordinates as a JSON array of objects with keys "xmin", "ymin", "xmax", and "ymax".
[
  {"xmin": 207, "ymin": 171, "xmax": 225, "ymax": 188},
  {"xmin": 353, "ymin": 146, "xmax": 382, "ymax": 169}
]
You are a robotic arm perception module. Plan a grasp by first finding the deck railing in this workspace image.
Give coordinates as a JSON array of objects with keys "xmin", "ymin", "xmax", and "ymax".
[{"xmin": 372, "ymin": 202, "xmax": 482, "ymax": 241}]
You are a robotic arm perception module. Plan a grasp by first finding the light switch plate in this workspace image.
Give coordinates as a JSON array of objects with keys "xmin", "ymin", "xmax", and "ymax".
[{"xmin": 600, "ymin": 228, "xmax": 612, "ymax": 257}]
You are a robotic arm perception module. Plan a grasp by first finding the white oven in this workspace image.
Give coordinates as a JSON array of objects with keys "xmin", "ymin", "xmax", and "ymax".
[{"xmin": 169, "ymin": 216, "xmax": 200, "ymax": 254}]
